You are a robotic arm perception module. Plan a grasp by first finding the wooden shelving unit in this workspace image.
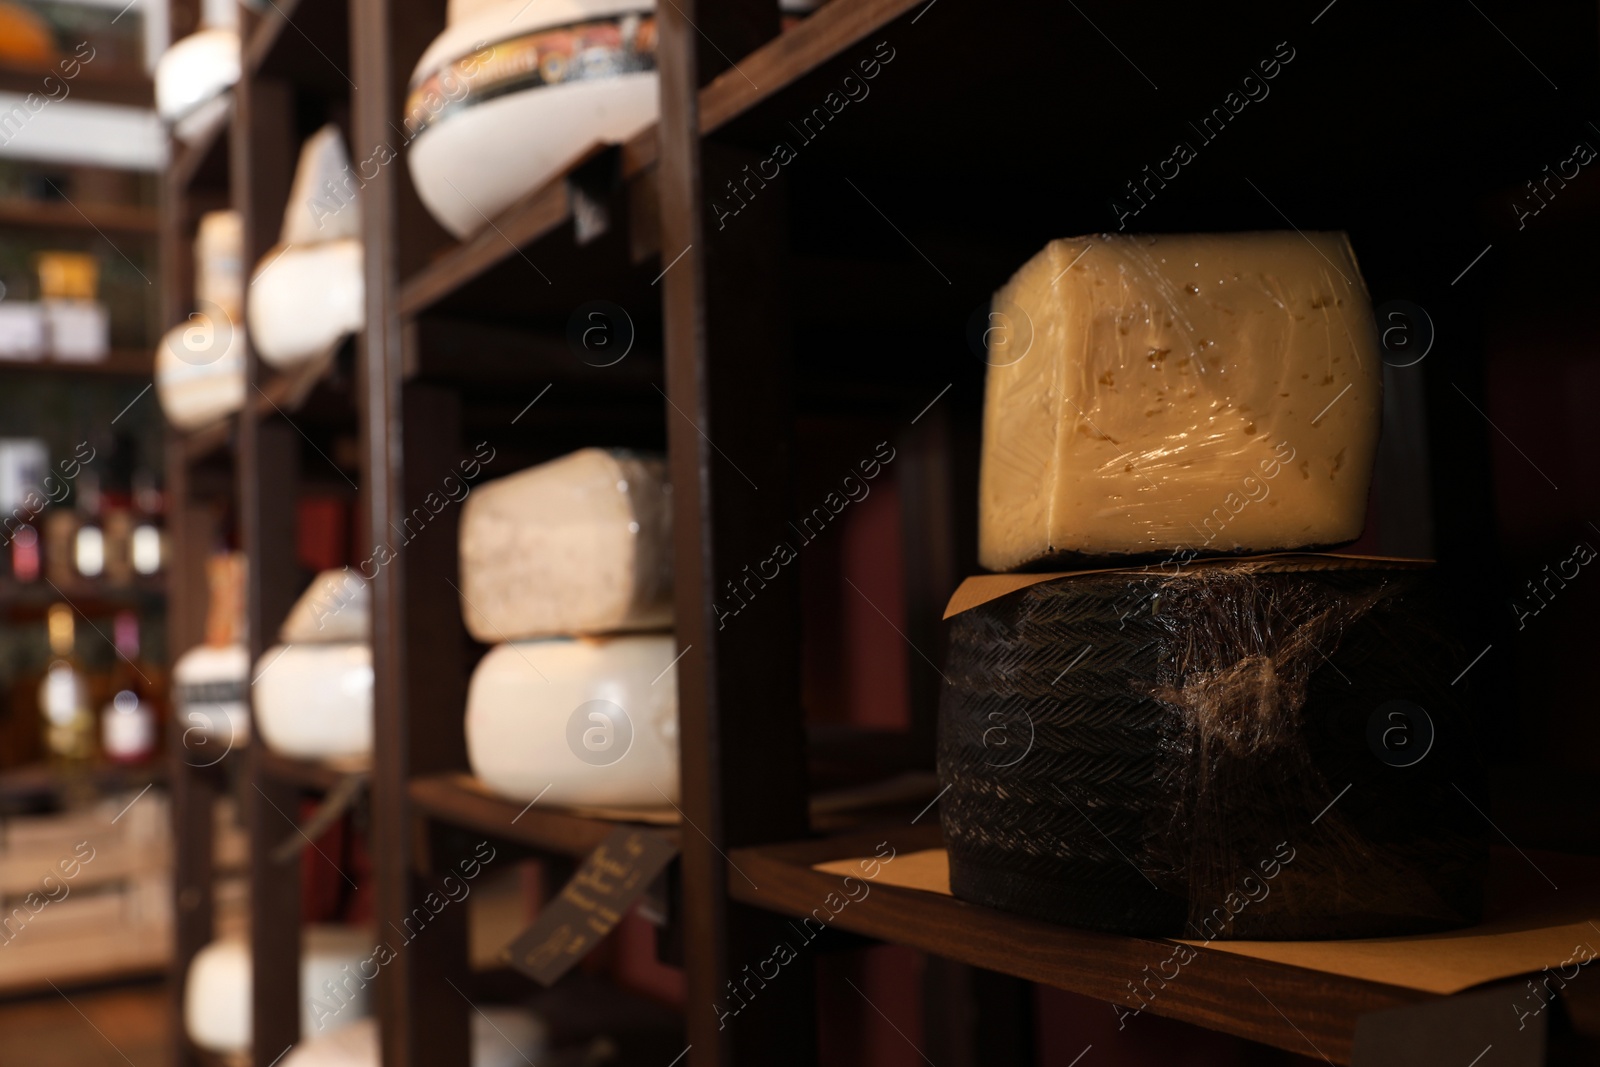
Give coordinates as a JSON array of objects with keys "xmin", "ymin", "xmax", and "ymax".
[{"xmin": 155, "ymin": 0, "xmax": 1600, "ymax": 1065}]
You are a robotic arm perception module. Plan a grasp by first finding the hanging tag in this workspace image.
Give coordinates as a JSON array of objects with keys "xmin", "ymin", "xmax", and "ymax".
[{"xmin": 505, "ymin": 826, "xmax": 678, "ymax": 986}]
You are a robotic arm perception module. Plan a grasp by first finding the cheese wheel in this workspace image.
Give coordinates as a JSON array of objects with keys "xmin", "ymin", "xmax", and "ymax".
[
  {"xmin": 195, "ymin": 211, "xmax": 244, "ymax": 323},
  {"xmin": 156, "ymin": 28, "xmax": 240, "ymax": 126},
  {"xmin": 978, "ymin": 232, "xmax": 1382, "ymax": 570},
  {"xmin": 282, "ymin": 1011, "xmax": 547, "ymax": 1067},
  {"xmin": 281, "ymin": 569, "xmax": 370, "ymax": 645},
  {"xmin": 155, "ymin": 318, "xmax": 245, "ymax": 431},
  {"xmin": 458, "ymin": 449, "xmax": 671, "ymax": 641},
  {"xmin": 172, "ymin": 643, "xmax": 251, "ymax": 751},
  {"xmin": 184, "ymin": 927, "xmax": 375, "ymax": 1054},
  {"xmin": 247, "ymin": 239, "xmax": 364, "ymax": 370},
  {"xmin": 466, "ymin": 635, "xmax": 679, "ymax": 806},
  {"xmin": 253, "ymin": 644, "xmax": 373, "ymax": 760}
]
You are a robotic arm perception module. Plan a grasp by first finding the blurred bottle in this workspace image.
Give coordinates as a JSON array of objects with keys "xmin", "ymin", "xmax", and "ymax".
[
  {"xmin": 39, "ymin": 603, "xmax": 94, "ymax": 764},
  {"xmin": 102, "ymin": 611, "xmax": 159, "ymax": 764},
  {"xmin": 11, "ymin": 522, "xmax": 39, "ymax": 581},
  {"xmin": 73, "ymin": 469, "xmax": 104, "ymax": 580},
  {"xmin": 131, "ymin": 467, "xmax": 165, "ymax": 577}
]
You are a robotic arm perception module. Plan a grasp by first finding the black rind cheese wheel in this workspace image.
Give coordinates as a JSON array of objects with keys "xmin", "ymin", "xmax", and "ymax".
[{"xmin": 937, "ymin": 557, "xmax": 1488, "ymax": 940}]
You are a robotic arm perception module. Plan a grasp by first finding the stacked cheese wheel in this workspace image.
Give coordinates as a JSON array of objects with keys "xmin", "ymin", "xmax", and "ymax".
[
  {"xmin": 254, "ymin": 570, "xmax": 374, "ymax": 760},
  {"xmin": 937, "ymin": 232, "xmax": 1487, "ymax": 939},
  {"xmin": 460, "ymin": 448, "xmax": 680, "ymax": 807}
]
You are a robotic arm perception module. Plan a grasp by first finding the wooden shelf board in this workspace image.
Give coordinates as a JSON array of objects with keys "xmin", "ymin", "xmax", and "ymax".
[
  {"xmin": 256, "ymin": 750, "xmax": 368, "ymax": 793},
  {"xmin": 409, "ymin": 773, "xmax": 679, "ymax": 858},
  {"xmin": 0, "ymin": 200, "xmax": 159, "ymax": 236},
  {"xmin": 0, "ymin": 349, "xmax": 152, "ymax": 377},
  {"xmin": 394, "ymin": 0, "xmax": 919, "ymax": 321},
  {"xmin": 0, "ymin": 59, "xmax": 153, "ymax": 107},
  {"xmin": 697, "ymin": 0, "xmax": 922, "ymax": 134},
  {"xmin": 728, "ymin": 826, "xmax": 1431, "ymax": 1065},
  {"xmin": 170, "ymin": 113, "xmax": 231, "ymax": 195}
]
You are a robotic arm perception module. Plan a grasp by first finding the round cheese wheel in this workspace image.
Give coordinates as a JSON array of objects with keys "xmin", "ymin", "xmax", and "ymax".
[
  {"xmin": 254, "ymin": 643, "xmax": 373, "ymax": 760},
  {"xmin": 282, "ymin": 1010, "xmax": 547, "ymax": 1067},
  {"xmin": 184, "ymin": 927, "xmax": 376, "ymax": 1054},
  {"xmin": 154, "ymin": 318, "xmax": 245, "ymax": 431},
  {"xmin": 156, "ymin": 29, "xmax": 240, "ymax": 125},
  {"xmin": 466, "ymin": 634, "xmax": 679, "ymax": 807},
  {"xmin": 172, "ymin": 643, "xmax": 251, "ymax": 753},
  {"xmin": 247, "ymin": 240, "xmax": 365, "ymax": 370}
]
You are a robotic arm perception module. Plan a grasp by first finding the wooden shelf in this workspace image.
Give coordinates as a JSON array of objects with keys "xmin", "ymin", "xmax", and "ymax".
[
  {"xmin": 0, "ymin": 349, "xmax": 153, "ymax": 377},
  {"xmin": 409, "ymin": 773, "xmax": 678, "ymax": 858},
  {"xmin": 0, "ymin": 199, "xmax": 159, "ymax": 236},
  {"xmin": 0, "ymin": 574, "xmax": 166, "ymax": 614},
  {"xmin": 729, "ymin": 826, "xmax": 1431, "ymax": 1065},
  {"xmin": 257, "ymin": 750, "xmax": 368, "ymax": 793},
  {"xmin": 0, "ymin": 58, "xmax": 153, "ymax": 107},
  {"xmin": 170, "ymin": 110, "xmax": 231, "ymax": 195}
]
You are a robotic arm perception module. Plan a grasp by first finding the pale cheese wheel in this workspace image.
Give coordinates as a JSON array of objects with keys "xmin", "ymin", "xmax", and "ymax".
[
  {"xmin": 172, "ymin": 643, "xmax": 251, "ymax": 750},
  {"xmin": 184, "ymin": 927, "xmax": 375, "ymax": 1055},
  {"xmin": 253, "ymin": 643, "xmax": 373, "ymax": 760},
  {"xmin": 280, "ymin": 569, "xmax": 370, "ymax": 645},
  {"xmin": 466, "ymin": 635, "xmax": 679, "ymax": 806},
  {"xmin": 154, "ymin": 318, "xmax": 245, "ymax": 431},
  {"xmin": 247, "ymin": 239, "xmax": 364, "ymax": 370},
  {"xmin": 282, "ymin": 1011, "xmax": 547, "ymax": 1067},
  {"xmin": 156, "ymin": 29, "xmax": 240, "ymax": 126}
]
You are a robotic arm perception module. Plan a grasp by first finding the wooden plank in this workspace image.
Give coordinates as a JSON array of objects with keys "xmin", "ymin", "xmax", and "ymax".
[
  {"xmin": 657, "ymin": 3, "xmax": 813, "ymax": 1066},
  {"xmin": 697, "ymin": 0, "xmax": 922, "ymax": 134},
  {"xmin": 257, "ymin": 750, "xmax": 370, "ymax": 794},
  {"xmin": 0, "ymin": 350, "xmax": 154, "ymax": 377},
  {"xmin": 409, "ymin": 774, "xmax": 680, "ymax": 858},
  {"xmin": 170, "ymin": 111, "xmax": 232, "ymax": 196},
  {"xmin": 729, "ymin": 830, "xmax": 1432, "ymax": 1066},
  {"xmin": 0, "ymin": 58, "xmax": 153, "ymax": 107},
  {"xmin": 0, "ymin": 200, "xmax": 159, "ymax": 235}
]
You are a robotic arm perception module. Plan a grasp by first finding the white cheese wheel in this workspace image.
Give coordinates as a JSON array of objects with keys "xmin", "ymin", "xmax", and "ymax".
[
  {"xmin": 280, "ymin": 569, "xmax": 370, "ymax": 644},
  {"xmin": 253, "ymin": 644, "xmax": 373, "ymax": 760},
  {"xmin": 184, "ymin": 927, "xmax": 375, "ymax": 1055},
  {"xmin": 466, "ymin": 635, "xmax": 679, "ymax": 806},
  {"xmin": 172, "ymin": 643, "xmax": 251, "ymax": 750},
  {"xmin": 459, "ymin": 449, "xmax": 671, "ymax": 641},
  {"xmin": 282, "ymin": 1011, "xmax": 547, "ymax": 1067},
  {"xmin": 154, "ymin": 318, "xmax": 245, "ymax": 431},
  {"xmin": 247, "ymin": 239, "xmax": 364, "ymax": 370},
  {"xmin": 156, "ymin": 28, "xmax": 240, "ymax": 126},
  {"xmin": 979, "ymin": 232, "xmax": 1382, "ymax": 569},
  {"xmin": 406, "ymin": 0, "xmax": 656, "ymax": 238}
]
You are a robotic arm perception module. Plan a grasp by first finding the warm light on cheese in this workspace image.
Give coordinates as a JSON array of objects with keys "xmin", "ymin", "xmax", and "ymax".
[
  {"xmin": 979, "ymin": 232, "xmax": 1382, "ymax": 570},
  {"xmin": 458, "ymin": 449, "xmax": 671, "ymax": 641}
]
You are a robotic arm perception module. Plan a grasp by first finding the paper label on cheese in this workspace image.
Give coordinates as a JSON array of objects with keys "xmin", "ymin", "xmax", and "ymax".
[{"xmin": 979, "ymin": 232, "xmax": 1382, "ymax": 571}]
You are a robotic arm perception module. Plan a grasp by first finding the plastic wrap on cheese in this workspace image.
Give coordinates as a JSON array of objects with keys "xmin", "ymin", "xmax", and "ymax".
[
  {"xmin": 937, "ymin": 556, "xmax": 1488, "ymax": 939},
  {"xmin": 979, "ymin": 232, "xmax": 1381, "ymax": 571},
  {"xmin": 458, "ymin": 448, "xmax": 671, "ymax": 641}
]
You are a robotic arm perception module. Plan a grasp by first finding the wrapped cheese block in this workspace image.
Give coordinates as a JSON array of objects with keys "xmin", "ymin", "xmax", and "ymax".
[
  {"xmin": 407, "ymin": 0, "xmax": 817, "ymax": 238},
  {"xmin": 978, "ymin": 232, "xmax": 1382, "ymax": 571},
  {"xmin": 459, "ymin": 449, "xmax": 671, "ymax": 641},
  {"xmin": 281, "ymin": 569, "xmax": 370, "ymax": 644},
  {"xmin": 155, "ymin": 316, "xmax": 246, "ymax": 430},
  {"xmin": 938, "ymin": 556, "xmax": 1487, "ymax": 939},
  {"xmin": 172, "ymin": 643, "xmax": 251, "ymax": 751},
  {"xmin": 466, "ymin": 635, "xmax": 679, "ymax": 806},
  {"xmin": 254, "ymin": 644, "xmax": 373, "ymax": 760},
  {"xmin": 282, "ymin": 1011, "xmax": 547, "ymax": 1067},
  {"xmin": 248, "ymin": 126, "xmax": 365, "ymax": 370},
  {"xmin": 195, "ymin": 210, "xmax": 244, "ymax": 322},
  {"xmin": 184, "ymin": 927, "xmax": 374, "ymax": 1054}
]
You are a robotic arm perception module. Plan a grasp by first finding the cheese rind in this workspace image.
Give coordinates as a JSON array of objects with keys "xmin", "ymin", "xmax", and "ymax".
[
  {"xmin": 979, "ymin": 232, "xmax": 1381, "ymax": 570},
  {"xmin": 280, "ymin": 569, "xmax": 369, "ymax": 644},
  {"xmin": 252, "ymin": 643, "xmax": 373, "ymax": 759},
  {"xmin": 458, "ymin": 449, "xmax": 671, "ymax": 641}
]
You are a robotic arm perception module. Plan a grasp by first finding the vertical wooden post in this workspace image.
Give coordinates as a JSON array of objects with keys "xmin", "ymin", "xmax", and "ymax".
[
  {"xmin": 656, "ymin": 4, "xmax": 813, "ymax": 1066},
  {"xmin": 352, "ymin": 0, "xmax": 469, "ymax": 1062},
  {"xmin": 235, "ymin": 59, "xmax": 303, "ymax": 1067}
]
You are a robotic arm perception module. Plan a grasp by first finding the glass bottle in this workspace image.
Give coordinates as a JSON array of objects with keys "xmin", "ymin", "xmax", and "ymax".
[{"xmin": 38, "ymin": 603, "xmax": 94, "ymax": 763}]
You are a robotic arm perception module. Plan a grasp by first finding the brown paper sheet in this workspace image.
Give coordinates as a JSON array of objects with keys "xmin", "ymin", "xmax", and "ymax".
[
  {"xmin": 814, "ymin": 848, "xmax": 1600, "ymax": 996},
  {"xmin": 943, "ymin": 552, "xmax": 1433, "ymax": 619}
]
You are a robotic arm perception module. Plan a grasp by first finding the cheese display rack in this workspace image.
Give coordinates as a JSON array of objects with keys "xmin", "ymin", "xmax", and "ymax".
[{"xmin": 154, "ymin": 0, "xmax": 1600, "ymax": 1065}]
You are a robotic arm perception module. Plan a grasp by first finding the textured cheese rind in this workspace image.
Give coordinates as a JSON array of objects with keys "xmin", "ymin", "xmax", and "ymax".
[
  {"xmin": 979, "ymin": 232, "xmax": 1382, "ymax": 571},
  {"xmin": 280, "ymin": 568, "xmax": 369, "ymax": 644},
  {"xmin": 458, "ymin": 448, "xmax": 671, "ymax": 640}
]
